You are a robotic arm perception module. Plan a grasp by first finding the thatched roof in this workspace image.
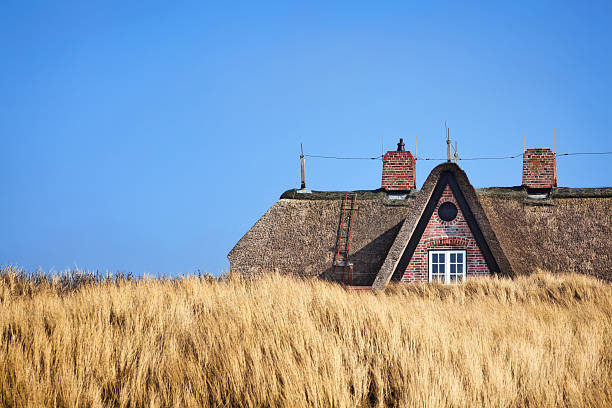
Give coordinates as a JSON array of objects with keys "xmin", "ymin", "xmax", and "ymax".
[
  {"xmin": 228, "ymin": 198, "xmax": 412, "ymax": 285},
  {"xmin": 228, "ymin": 171, "xmax": 612, "ymax": 285},
  {"xmin": 479, "ymin": 193, "xmax": 612, "ymax": 282}
]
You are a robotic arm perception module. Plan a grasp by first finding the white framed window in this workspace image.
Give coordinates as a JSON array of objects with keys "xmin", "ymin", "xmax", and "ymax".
[{"xmin": 428, "ymin": 250, "xmax": 466, "ymax": 283}]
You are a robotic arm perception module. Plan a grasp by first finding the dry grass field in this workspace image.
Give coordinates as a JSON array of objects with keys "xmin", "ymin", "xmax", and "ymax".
[{"xmin": 1, "ymin": 266, "xmax": 611, "ymax": 407}]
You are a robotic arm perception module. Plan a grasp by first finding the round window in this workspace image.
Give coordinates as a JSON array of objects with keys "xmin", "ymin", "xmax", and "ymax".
[{"xmin": 438, "ymin": 202, "xmax": 457, "ymax": 222}]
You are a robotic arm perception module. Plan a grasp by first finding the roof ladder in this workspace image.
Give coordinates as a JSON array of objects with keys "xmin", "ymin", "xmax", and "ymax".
[{"xmin": 333, "ymin": 193, "xmax": 357, "ymax": 284}]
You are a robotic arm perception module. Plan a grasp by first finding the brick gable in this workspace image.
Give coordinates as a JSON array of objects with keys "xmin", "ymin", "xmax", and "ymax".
[{"xmin": 401, "ymin": 185, "xmax": 491, "ymax": 282}]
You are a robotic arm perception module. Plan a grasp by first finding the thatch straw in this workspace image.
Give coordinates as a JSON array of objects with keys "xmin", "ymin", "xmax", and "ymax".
[
  {"xmin": 230, "ymin": 177, "xmax": 612, "ymax": 283},
  {"xmin": 479, "ymin": 195, "xmax": 612, "ymax": 281},
  {"xmin": 228, "ymin": 199, "xmax": 410, "ymax": 285}
]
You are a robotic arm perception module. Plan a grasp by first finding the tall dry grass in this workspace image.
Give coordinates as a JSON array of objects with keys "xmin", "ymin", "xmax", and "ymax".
[{"xmin": 0, "ymin": 266, "xmax": 611, "ymax": 407}]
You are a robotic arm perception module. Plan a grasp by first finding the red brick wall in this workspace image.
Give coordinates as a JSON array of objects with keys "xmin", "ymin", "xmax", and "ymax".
[
  {"xmin": 381, "ymin": 151, "xmax": 416, "ymax": 190},
  {"xmin": 522, "ymin": 148, "xmax": 557, "ymax": 188},
  {"xmin": 401, "ymin": 185, "xmax": 491, "ymax": 282}
]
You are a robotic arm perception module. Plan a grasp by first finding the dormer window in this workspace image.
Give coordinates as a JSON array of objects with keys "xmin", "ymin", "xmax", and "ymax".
[{"xmin": 429, "ymin": 250, "xmax": 466, "ymax": 283}]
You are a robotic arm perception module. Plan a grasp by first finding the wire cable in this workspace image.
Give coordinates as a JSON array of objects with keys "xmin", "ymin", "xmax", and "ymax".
[
  {"xmin": 304, "ymin": 154, "xmax": 383, "ymax": 160},
  {"xmin": 303, "ymin": 151, "xmax": 612, "ymax": 161},
  {"xmin": 459, "ymin": 153, "xmax": 522, "ymax": 161},
  {"xmin": 557, "ymin": 152, "xmax": 612, "ymax": 156}
]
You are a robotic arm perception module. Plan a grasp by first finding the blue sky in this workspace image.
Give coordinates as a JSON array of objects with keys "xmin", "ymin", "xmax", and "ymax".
[{"xmin": 1, "ymin": 1, "xmax": 611, "ymax": 276}]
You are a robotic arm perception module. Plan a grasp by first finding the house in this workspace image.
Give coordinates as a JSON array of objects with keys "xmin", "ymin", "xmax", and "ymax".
[{"xmin": 228, "ymin": 140, "xmax": 612, "ymax": 289}]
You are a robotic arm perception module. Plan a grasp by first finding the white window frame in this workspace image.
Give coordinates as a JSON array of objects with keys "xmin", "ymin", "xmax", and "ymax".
[{"xmin": 428, "ymin": 250, "xmax": 466, "ymax": 284}]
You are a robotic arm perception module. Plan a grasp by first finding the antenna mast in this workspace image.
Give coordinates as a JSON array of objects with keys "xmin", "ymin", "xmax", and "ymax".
[
  {"xmin": 446, "ymin": 127, "xmax": 451, "ymax": 162},
  {"xmin": 300, "ymin": 144, "xmax": 306, "ymax": 189}
]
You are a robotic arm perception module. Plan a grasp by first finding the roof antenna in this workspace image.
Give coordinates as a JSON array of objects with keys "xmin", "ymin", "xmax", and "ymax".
[
  {"xmin": 446, "ymin": 121, "xmax": 451, "ymax": 162},
  {"xmin": 297, "ymin": 144, "xmax": 311, "ymax": 194},
  {"xmin": 454, "ymin": 141, "xmax": 458, "ymax": 164}
]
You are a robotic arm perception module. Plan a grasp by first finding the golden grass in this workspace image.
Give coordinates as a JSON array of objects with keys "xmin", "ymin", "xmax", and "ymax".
[{"xmin": 1, "ymin": 267, "xmax": 611, "ymax": 407}]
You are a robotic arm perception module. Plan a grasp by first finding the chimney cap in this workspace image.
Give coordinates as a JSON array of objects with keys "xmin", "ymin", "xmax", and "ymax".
[{"xmin": 397, "ymin": 138, "xmax": 405, "ymax": 151}]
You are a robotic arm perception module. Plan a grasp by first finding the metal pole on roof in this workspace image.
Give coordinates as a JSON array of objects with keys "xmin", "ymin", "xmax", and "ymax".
[
  {"xmin": 446, "ymin": 128, "xmax": 451, "ymax": 162},
  {"xmin": 300, "ymin": 144, "xmax": 306, "ymax": 189},
  {"xmin": 454, "ymin": 141, "xmax": 458, "ymax": 164}
]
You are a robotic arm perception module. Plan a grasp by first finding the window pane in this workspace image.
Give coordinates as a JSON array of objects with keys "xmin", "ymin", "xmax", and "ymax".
[{"xmin": 429, "ymin": 251, "xmax": 466, "ymax": 284}]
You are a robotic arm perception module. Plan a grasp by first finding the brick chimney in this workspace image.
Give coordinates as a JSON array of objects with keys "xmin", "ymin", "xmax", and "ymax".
[
  {"xmin": 522, "ymin": 148, "xmax": 557, "ymax": 189},
  {"xmin": 382, "ymin": 138, "xmax": 416, "ymax": 191}
]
